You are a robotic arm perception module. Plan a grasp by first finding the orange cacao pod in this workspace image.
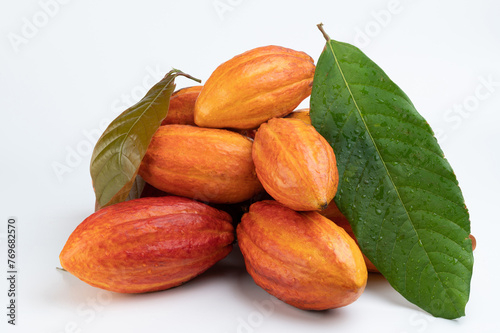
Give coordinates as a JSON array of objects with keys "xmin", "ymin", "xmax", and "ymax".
[
  {"xmin": 252, "ymin": 117, "xmax": 338, "ymax": 211},
  {"xmin": 194, "ymin": 45, "xmax": 315, "ymax": 129},
  {"xmin": 237, "ymin": 200, "xmax": 367, "ymax": 310},
  {"xmin": 139, "ymin": 125, "xmax": 263, "ymax": 204},
  {"xmin": 285, "ymin": 108, "xmax": 311, "ymax": 125},
  {"xmin": 59, "ymin": 196, "xmax": 234, "ymax": 293},
  {"xmin": 161, "ymin": 85, "xmax": 202, "ymax": 126}
]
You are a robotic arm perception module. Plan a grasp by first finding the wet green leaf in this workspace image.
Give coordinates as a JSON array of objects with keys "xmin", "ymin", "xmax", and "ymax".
[{"xmin": 311, "ymin": 25, "xmax": 473, "ymax": 319}]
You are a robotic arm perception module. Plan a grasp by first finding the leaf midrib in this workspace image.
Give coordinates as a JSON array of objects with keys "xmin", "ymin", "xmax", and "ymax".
[{"xmin": 325, "ymin": 40, "xmax": 460, "ymax": 316}]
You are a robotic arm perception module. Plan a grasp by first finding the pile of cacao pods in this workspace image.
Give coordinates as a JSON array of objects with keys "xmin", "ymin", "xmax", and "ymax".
[{"xmin": 61, "ymin": 45, "xmax": 386, "ymax": 310}]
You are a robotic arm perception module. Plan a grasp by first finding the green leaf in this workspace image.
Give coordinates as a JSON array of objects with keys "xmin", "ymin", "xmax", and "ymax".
[
  {"xmin": 310, "ymin": 25, "xmax": 473, "ymax": 319},
  {"xmin": 90, "ymin": 69, "xmax": 200, "ymax": 209}
]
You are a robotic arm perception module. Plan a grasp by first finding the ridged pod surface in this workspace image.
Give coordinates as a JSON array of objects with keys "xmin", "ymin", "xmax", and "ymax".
[
  {"xmin": 194, "ymin": 45, "xmax": 315, "ymax": 129},
  {"xmin": 139, "ymin": 125, "xmax": 263, "ymax": 204},
  {"xmin": 60, "ymin": 196, "xmax": 234, "ymax": 293},
  {"xmin": 252, "ymin": 118, "xmax": 338, "ymax": 211},
  {"xmin": 237, "ymin": 200, "xmax": 367, "ymax": 310},
  {"xmin": 161, "ymin": 85, "xmax": 202, "ymax": 126}
]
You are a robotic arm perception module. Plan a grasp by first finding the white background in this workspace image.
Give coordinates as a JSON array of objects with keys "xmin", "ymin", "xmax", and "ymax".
[{"xmin": 1, "ymin": 0, "xmax": 499, "ymax": 332}]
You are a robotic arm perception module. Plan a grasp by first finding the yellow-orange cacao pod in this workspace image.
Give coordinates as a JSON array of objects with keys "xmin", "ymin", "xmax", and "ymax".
[
  {"xmin": 252, "ymin": 118, "xmax": 338, "ymax": 211},
  {"xmin": 194, "ymin": 45, "xmax": 315, "ymax": 129},
  {"xmin": 237, "ymin": 200, "xmax": 367, "ymax": 310}
]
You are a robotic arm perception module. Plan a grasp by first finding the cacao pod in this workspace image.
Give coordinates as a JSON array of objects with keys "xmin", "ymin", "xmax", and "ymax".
[
  {"xmin": 60, "ymin": 196, "xmax": 234, "ymax": 293},
  {"xmin": 237, "ymin": 200, "xmax": 367, "ymax": 310},
  {"xmin": 139, "ymin": 125, "xmax": 263, "ymax": 204},
  {"xmin": 252, "ymin": 117, "xmax": 338, "ymax": 211},
  {"xmin": 161, "ymin": 85, "xmax": 202, "ymax": 126},
  {"xmin": 194, "ymin": 45, "xmax": 315, "ymax": 129},
  {"xmin": 285, "ymin": 108, "xmax": 311, "ymax": 125}
]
